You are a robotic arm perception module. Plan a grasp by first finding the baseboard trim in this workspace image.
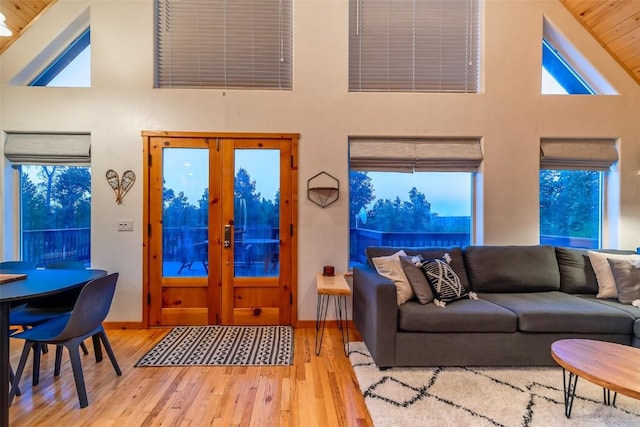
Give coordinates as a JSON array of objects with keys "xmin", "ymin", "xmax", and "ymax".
[
  {"xmin": 104, "ymin": 321, "xmax": 353, "ymax": 330},
  {"xmin": 296, "ymin": 320, "xmax": 354, "ymax": 329},
  {"xmin": 104, "ymin": 321, "xmax": 145, "ymax": 330}
]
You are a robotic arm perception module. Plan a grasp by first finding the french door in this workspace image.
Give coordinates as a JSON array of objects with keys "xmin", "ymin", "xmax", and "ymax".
[{"xmin": 143, "ymin": 132, "xmax": 298, "ymax": 327}]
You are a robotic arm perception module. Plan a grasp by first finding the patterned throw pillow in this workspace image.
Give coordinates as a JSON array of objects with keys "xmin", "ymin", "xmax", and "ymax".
[{"xmin": 420, "ymin": 254, "xmax": 477, "ymax": 307}]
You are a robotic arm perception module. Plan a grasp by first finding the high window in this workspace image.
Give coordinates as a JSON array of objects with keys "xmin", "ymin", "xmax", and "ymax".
[
  {"xmin": 539, "ymin": 139, "xmax": 617, "ymax": 249},
  {"xmin": 4, "ymin": 133, "xmax": 92, "ymax": 265},
  {"xmin": 30, "ymin": 28, "xmax": 91, "ymax": 87},
  {"xmin": 349, "ymin": 0, "xmax": 481, "ymax": 93},
  {"xmin": 154, "ymin": 0, "xmax": 293, "ymax": 89},
  {"xmin": 349, "ymin": 137, "xmax": 481, "ymax": 265}
]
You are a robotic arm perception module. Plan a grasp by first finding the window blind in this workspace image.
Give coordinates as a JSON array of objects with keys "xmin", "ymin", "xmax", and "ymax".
[
  {"xmin": 155, "ymin": 0, "xmax": 292, "ymax": 89},
  {"xmin": 349, "ymin": 0, "xmax": 480, "ymax": 93},
  {"xmin": 4, "ymin": 133, "xmax": 91, "ymax": 165},
  {"xmin": 349, "ymin": 137, "xmax": 482, "ymax": 172},
  {"xmin": 540, "ymin": 138, "xmax": 618, "ymax": 171}
]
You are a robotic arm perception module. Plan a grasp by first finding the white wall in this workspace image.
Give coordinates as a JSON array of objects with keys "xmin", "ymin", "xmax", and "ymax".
[{"xmin": 1, "ymin": 0, "xmax": 639, "ymax": 322}]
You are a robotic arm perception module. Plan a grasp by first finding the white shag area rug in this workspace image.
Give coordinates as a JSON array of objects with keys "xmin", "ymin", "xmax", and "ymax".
[{"xmin": 348, "ymin": 342, "xmax": 640, "ymax": 427}]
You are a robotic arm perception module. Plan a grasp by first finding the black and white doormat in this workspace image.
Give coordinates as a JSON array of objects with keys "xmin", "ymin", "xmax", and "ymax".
[
  {"xmin": 135, "ymin": 326, "xmax": 293, "ymax": 367},
  {"xmin": 349, "ymin": 342, "xmax": 640, "ymax": 426}
]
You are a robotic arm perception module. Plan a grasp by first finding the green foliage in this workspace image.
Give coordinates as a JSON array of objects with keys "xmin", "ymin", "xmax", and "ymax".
[
  {"xmin": 21, "ymin": 166, "xmax": 91, "ymax": 230},
  {"xmin": 161, "ymin": 167, "xmax": 279, "ymax": 233},
  {"xmin": 540, "ymin": 169, "xmax": 600, "ymax": 239}
]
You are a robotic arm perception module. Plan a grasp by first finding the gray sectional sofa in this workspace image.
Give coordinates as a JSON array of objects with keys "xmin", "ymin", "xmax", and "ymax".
[{"xmin": 352, "ymin": 245, "xmax": 640, "ymax": 368}]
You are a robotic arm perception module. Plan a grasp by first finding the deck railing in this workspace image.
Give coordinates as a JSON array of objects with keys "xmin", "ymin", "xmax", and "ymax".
[
  {"xmin": 23, "ymin": 228, "xmax": 91, "ymax": 266},
  {"xmin": 349, "ymin": 228, "xmax": 599, "ymax": 264}
]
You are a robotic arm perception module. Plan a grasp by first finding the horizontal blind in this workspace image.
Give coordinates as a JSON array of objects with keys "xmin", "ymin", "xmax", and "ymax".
[
  {"xmin": 4, "ymin": 133, "xmax": 91, "ymax": 165},
  {"xmin": 350, "ymin": 137, "xmax": 482, "ymax": 172},
  {"xmin": 540, "ymin": 138, "xmax": 617, "ymax": 171},
  {"xmin": 349, "ymin": 0, "xmax": 480, "ymax": 93},
  {"xmin": 155, "ymin": 0, "xmax": 292, "ymax": 89}
]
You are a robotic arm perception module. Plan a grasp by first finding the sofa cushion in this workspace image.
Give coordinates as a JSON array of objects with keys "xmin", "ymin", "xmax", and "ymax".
[
  {"xmin": 464, "ymin": 245, "xmax": 560, "ymax": 293},
  {"xmin": 576, "ymin": 294, "xmax": 640, "ymax": 319},
  {"xmin": 400, "ymin": 255, "xmax": 434, "ymax": 304},
  {"xmin": 371, "ymin": 250, "xmax": 413, "ymax": 305},
  {"xmin": 555, "ymin": 247, "xmax": 599, "ymax": 294},
  {"xmin": 398, "ymin": 299, "xmax": 517, "ymax": 333},
  {"xmin": 366, "ymin": 246, "xmax": 470, "ymax": 290},
  {"xmin": 588, "ymin": 251, "xmax": 640, "ymax": 299},
  {"xmin": 608, "ymin": 258, "xmax": 640, "ymax": 304},
  {"xmin": 480, "ymin": 292, "xmax": 634, "ymax": 334}
]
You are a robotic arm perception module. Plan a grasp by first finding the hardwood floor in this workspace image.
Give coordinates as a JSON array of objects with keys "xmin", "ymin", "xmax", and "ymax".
[{"xmin": 8, "ymin": 327, "xmax": 373, "ymax": 427}]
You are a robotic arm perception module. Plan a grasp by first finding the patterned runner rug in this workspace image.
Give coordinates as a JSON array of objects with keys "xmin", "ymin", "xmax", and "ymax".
[
  {"xmin": 135, "ymin": 325, "xmax": 293, "ymax": 366},
  {"xmin": 349, "ymin": 342, "xmax": 640, "ymax": 426}
]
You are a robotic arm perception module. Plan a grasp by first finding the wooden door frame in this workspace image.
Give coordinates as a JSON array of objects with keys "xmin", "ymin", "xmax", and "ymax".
[{"xmin": 142, "ymin": 131, "xmax": 299, "ymax": 328}]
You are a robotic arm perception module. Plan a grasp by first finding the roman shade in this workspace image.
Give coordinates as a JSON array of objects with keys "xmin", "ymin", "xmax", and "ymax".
[
  {"xmin": 4, "ymin": 133, "xmax": 91, "ymax": 165},
  {"xmin": 349, "ymin": 137, "xmax": 483, "ymax": 172},
  {"xmin": 349, "ymin": 0, "xmax": 480, "ymax": 93},
  {"xmin": 154, "ymin": 0, "xmax": 292, "ymax": 89},
  {"xmin": 540, "ymin": 138, "xmax": 618, "ymax": 171}
]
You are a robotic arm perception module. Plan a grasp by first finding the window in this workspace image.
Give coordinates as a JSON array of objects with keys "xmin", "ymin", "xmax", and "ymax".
[
  {"xmin": 30, "ymin": 28, "xmax": 91, "ymax": 87},
  {"xmin": 20, "ymin": 165, "xmax": 92, "ymax": 265},
  {"xmin": 349, "ymin": 137, "xmax": 481, "ymax": 265},
  {"xmin": 4, "ymin": 133, "xmax": 92, "ymax": 266},
  {"xmin": 154, "ymin": 0, "xmax": 292, "ymax": 89},
  {"xmin": 349, "ymin": 0, "xmax": 480, "ymax": 93},
  {"xmin": 541, "ymin": 18, "xmax": 615, "ymax": 95},
  {"xmin": 542, "ymin": 39, "xmax": 593, "ymax": 95},
  {"xmin": 539, "ymin": 139, "xmax": 617, "ymax": 249}
]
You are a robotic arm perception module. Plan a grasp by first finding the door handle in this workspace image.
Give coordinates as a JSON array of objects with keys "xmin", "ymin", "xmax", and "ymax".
[{"xmin": 224, "ymin": 225, "xmax": 231, "ymax": 248}]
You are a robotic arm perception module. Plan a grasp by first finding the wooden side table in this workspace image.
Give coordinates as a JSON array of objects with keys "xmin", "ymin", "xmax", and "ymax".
[{"xmin": 315, "ymin": 273, "xmax": 351, "ymax": 356}]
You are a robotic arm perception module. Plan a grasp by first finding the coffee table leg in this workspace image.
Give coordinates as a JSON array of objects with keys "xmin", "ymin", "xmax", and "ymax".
[
  {"xmin": 603, "ymin": 388, "xmax": 617, "ymax": 407},
  {"xmin": 562, "ymin": 368, "xmax": 579, "ymax": 418}
]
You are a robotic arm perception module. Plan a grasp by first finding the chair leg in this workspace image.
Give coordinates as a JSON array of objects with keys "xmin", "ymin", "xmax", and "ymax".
[
  {"xmin": 9, "ymin": 341, "xmax": 34, "ymax": 405},
  {"xmin": 66, "ymin": 344, "xmax": 89, "ymax": 408},
  {"xmin": 80, "ymin": 341, "xmax": 89, "ymax": 356},
  {"xmin": 32, "ymin": 343, "xmax": 42, "ymax": 386},
  {"xmin": 54, "ymin": 345, "xmax": 64, "ymax": 376},
  {"xmin": 92, "ymin": 334, "xmax": 103, "ymax": 363},
  {"xmin": 8, "ymin": 364, "xmax": 21, "ymax": 396},
  {"xmin": 97, "ymin": 330, "xmax": 121, "ymax": 375}
]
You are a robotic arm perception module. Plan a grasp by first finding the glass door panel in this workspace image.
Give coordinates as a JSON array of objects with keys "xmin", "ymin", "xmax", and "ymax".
[
  {"xmin": 161, "ymin": 148, "xmax": 209, "ymax": 277},
  {"xmin": 234, "ymin": 149, "xmax": 280, "ymax": 278}
]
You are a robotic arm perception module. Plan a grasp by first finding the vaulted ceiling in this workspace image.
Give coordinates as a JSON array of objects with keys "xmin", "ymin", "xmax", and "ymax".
[{"xmin": 1, "ymin": 1, "xmax": 640, "ymax": 85}]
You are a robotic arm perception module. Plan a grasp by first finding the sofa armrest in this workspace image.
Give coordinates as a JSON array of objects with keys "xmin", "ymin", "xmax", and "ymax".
[{"xmin": 353, "ymin": 264, "xmax": 398, "ymax": 368}]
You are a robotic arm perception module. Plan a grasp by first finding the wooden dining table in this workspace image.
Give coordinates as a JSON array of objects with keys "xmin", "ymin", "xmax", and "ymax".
[{"xmin": 0, "ymin": 267, "xmax": 107, "ymax": 427}]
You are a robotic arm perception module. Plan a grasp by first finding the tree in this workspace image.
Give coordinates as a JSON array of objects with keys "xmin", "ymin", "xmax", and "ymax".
[
  {"xmin": 52, "ymin": 167, "xmax": 91, "ymax": 228},
  {"xmin": 540, "ymin": 170, "xmax": 600, "ymax": 239},
  {"xmin": 349, "ymin": 171, "xmax": 375, "ymax": 228}
]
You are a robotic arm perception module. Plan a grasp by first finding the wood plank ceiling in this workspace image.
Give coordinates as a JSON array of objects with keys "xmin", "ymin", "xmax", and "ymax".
[
  {"xmin": 0, "ymin": 0, "xmax": 56, "ymax": 55},
  {"xmin": 561, "ymin": 0, "xmax": 640, "ymax": 84},
  {"xmin": 0, "ymin": 1, "xmax": 640, "ymax": 86}
]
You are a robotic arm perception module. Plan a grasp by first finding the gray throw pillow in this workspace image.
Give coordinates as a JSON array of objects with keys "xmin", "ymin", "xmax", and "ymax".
[
  {"xmin": 400, "ymin": 255, "xmax": 433, "ymax": 304},
  {"xmin": 607, "ymin": 258, "xmax": 640, "ymax": 304}
]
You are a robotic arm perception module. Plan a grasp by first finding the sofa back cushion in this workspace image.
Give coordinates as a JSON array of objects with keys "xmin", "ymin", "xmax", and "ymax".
[
  {"xmin": 464, "ymin": 245, "xmax": 560, "ymax": 293},
  {"xmin": 555, "ymin": 247, "xmax": 599, "ymax": 294},
  {"xmin": 366, "ymin": 246, "xmax": 470, "ymax": 290}
]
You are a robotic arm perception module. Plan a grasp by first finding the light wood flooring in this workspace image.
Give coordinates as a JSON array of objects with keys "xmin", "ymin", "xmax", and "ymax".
[{"xmin": 8, "ymin": 327, "xmax": 373, "ymax": 427}]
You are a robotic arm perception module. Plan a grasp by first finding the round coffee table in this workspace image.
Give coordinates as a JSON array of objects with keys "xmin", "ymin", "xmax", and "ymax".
[{"xmin": 551, "ymin": 339, "xmax": 640, "ymax": 418}]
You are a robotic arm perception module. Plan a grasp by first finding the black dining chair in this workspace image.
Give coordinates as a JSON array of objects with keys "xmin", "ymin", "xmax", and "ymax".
[
  {"xmin": 9, "ymin": 261, "xmax": 91, "ymax": 365},
  {"xmin": 9, "ymin": 273, "xmax": 122, "ymax": 408}
]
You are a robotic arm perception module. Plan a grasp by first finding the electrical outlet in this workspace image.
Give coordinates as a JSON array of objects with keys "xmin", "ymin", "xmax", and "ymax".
[{"xmin": 117, "ymin": 220, "xmax": 134, "ymax": 231}]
